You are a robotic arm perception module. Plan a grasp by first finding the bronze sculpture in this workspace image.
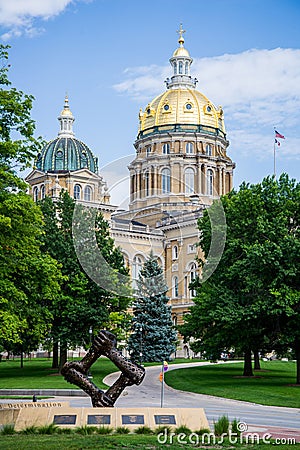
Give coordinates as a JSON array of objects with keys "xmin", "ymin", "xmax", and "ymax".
[{"xmin": 61, "ymin": 330, "xmax": 145, "ymax": 407}]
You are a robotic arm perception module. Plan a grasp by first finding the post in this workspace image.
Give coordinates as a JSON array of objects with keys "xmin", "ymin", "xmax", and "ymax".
[
  {"xmin": 88, "ymin": 326, "xmax": 93, "ymax": 379},
  {"xmin": 160, "ymin": 361, "xmax": 164, "ymax": 408},
  {"xmin": 139, "ymin": 326, "xmax": 143, "ymax": 365},
  {"xmin": 273, "ymin": 140, "xmax": 276, "ymax": 178}
]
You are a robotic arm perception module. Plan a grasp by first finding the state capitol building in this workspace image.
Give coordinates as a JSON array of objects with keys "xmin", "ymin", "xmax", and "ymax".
[{"xmin": 25, "ymin": 28, "xmax": 235, "ymax": 339}]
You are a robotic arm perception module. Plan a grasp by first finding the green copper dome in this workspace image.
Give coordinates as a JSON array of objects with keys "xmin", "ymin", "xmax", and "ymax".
[
  {"xmin": 35, "ymin": 96, "xmax": 98, "ymax": 174},
  {"xmin": 36, "ymin": 136, "xmax": 98, "ymax": 173}
]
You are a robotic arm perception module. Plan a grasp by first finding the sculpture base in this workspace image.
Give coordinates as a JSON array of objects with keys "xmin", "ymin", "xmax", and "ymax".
[{"xmin": 6, "ymin": 406, "xmax": 209, "ymax": 431}]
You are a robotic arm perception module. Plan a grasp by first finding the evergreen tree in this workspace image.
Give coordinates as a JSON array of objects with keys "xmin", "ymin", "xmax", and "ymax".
[{"xmin": 128, "ymin": 253, "xmax": 177, "ymax": 362}]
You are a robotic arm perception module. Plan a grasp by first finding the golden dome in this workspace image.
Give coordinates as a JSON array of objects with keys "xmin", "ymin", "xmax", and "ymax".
[
  {"xmin": 60, "ymin": 95, "xmax": 73, "ymax": 116},
  {"xmin": 139, "ymin": 88, "xmax": 225, "ymax": 135},
  {"xmin": 173, "ymin": 46, "xmax": 190, "ymax": 58}
]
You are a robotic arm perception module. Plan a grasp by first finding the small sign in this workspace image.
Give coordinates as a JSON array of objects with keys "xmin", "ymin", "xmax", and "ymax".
[
  {"xmin": 87, "ymin": 414, "xmax": 111, "ymax": 425},
  {"xmin": 154, "ymin": 415, "xmax": 176, "ymax": 425},
  {"xmin": 122, "ymin": 414, "xmax": 144, "ymax": 425},
  {"xmin": 53, "ymin": 414, "xmax": 77, "ymax": 425},
  {"xmin": 163, "ymin": 361, "xmax": 169, "ymax": 372},
  {"xmin": 159, "ymin": 372, "xmax": 163, "ymax": 382}
]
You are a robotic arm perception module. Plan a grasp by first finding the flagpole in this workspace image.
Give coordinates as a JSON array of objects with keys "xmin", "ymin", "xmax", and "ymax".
[{"xmin": 273, "ymin": 139, "xmax": 276, "ymax": 178}]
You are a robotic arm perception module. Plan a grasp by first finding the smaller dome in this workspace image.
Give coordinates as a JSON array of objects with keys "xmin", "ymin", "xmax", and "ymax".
[
  {"xmin": 61, "ymin": 107, "xmax": 73, "ymax": 117},
  {"xmin": 173, "ymin": 46, "xmax": 190, "ymax": 58}
]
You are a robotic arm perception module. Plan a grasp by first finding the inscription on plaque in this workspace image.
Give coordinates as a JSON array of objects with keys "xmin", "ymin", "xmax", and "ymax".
[
  {"xmin": 154, "ymin": 415, "xmax": 176, "ymax": 425},
  {"xmin": 87, "ymin": 414, "xmax": 111, "ymax": 425},
  {"xmin": 122, "ymin": 414, "xmax": 144, "ymax": 425},
  {"xmin": 53, "ymin": 414, "xmax": 77, "ymax": 425}
]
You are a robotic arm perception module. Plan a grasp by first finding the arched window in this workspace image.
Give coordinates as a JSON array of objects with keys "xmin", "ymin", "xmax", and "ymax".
[
  {"xmin": 162, "ymin": 143, "xmax": 170, "ymax": 154},
  {"xmin": 161, "ymin": 168, "xmax": 170, "ymax": 193},
  {"xmin": 179, "ymin": 61, "xmax": 183, "ymax": 74},
  {"xmin": 185, "ymin": 61, "xmax": 189, "ymax": 75},
  {"xmin": 207, "ymin": 169, "xmax": 213, "ymax": 196},
  {"xmin": 144, "ymin": 171, "xmax": 149, "ymax": 196},
  {"xmin": 40, "ymin": 185, "xmax": 45, "ymax": 200},
  {"xmin": 206, "ymin": 144, "xmax": 212, "ymax": 156},
  {"xmin": 132, "ymin": 255, "xmax": 143, "ymax": 290},
  {"xmin": 173, "ymin": 245, "xmax": 178, "ymax": 260},
  {"xmin": 172, "ymin": 276, "xmax": 179, "ymax": 298},
  {"xmin": 185, "ymin": 168, "xmax": 194, "ymax": 194},
  {"xmin": 186, "ymin": 142, "xmax": 194, "ymax": 154},
  {"xmin": 84, "ymin": 185, "xmax": 92, "ymax": 201},
  {"xmin": 173, "ymin": 315, "xmax": 178, "ymax": 326},
  {"xmin": 33, "ymin": 186, "xmax": 39, "ymax": 202},
  {"xmin": 189, "ymin": 263, "xmax": 197, "ymax": 297},
  {"xmin": 74, "ymin": 184, "xmax": 81, "ymax": 200}
]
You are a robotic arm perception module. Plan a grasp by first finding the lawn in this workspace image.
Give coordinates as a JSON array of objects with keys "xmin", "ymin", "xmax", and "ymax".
[
  {"xmin": 165, "ymin": 360, "xmax": 300, "ymax": 408},
  {"xmin": 0, "ymin": 433, "xmax": 299, "ymax": 450},
  {"xmin": 0, "ymin": 357, "xmax": 203, "ymax": 390}
]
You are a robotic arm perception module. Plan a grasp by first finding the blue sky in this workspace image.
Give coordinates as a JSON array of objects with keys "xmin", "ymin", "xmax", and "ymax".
[{"xmin": 1, "ymin": 0, "xmax": 300, "ymax": 203}]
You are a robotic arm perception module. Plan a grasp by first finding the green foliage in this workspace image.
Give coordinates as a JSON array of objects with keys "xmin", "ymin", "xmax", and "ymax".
[
  {"xmin": 75, "ymin": 425, "xmax": 97, "ymax": 435},
  {"xmin": 181, "ymin": 175, "xmax": 300, "ymax": 380},
  {"xmin": 231, "ymin": 418, "xmax": 241, "ymax": 436},
  {"xmin": 174, "ymin": 425, "xmax": 192, "ymax": 434},
  {"xmin": 128, "ymin": 252, "xmax": 177, "ymax": 362},
  {"xmin": 0, "ymin": 45, "xmax": 62, "ymax": 355},
  {"xmin": 115, "ymin": 426, "xmax": 130, "ymax": 434},
  {"xmin": 0, "ymin": 424, "xmax": 15, "ymax": 435},
  {"xmin": 134, "ymin": 426, "xmax": 153, "ymax": 434},
  {"xmin": 96, "ymin": 426, "xmax": 112, "ymax": 434},
  {"xmin": 39, "ymin": 191, "xmax": 132, "ymax": 359},
  {"xmin": 213, "ymin": 415, "xmax": 229, "ymax": 436},
  {"xmin": 20, "ymin": 425, "xmax": 39, "ymax": 434},
  {"xmin": 37, "ymin": 423, "xmax": 58, "ymax": 435}
]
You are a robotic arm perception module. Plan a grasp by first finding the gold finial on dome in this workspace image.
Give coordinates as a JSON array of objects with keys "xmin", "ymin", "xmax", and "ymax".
[
  {"xmin": 61, "ymin": 93, "xmax": 73, "ymax": 116},
  {"xmin": 177, "ymin": 23, "xmax": 186, "ymax": 47}
]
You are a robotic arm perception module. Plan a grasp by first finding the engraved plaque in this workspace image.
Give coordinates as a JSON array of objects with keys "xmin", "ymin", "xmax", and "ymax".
[
  {"xmin": 122, "ymin": 414, "xmax": 144, "ymax": 425},
  {"xmin": 53, "ymin": 414, "xmax": 77, "ymax": 425},
  {"xmin": 154, "ymin": 415, "xmax": 176, "ymax": 425},
  {"xmin": 87, "ymin": 414, "xmax": 111, "ymax": 425}
]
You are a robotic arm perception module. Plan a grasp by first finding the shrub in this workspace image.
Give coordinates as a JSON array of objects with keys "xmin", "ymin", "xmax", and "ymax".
[
  {"xmin": 174, "ymin": 425, "xmax": 192, "ymax": 434},
  {"xmin": 154, "ymin": 425, "xmax": 173, "ymax": 435},
  {"xmin": 0, "ymin": 424, "xmax": 15, "ymax": 435},
  {"xmin": 115, "ymin": 426, "xmax": 130, "ymax": 434},
  {"xmin": 20, "ymin": 425, "xmax": 39, "ymax": 435},
  {"xmin": 214, "ymin": 415, "xmax": 229, "ymax": 436},
  {"xmin": 134, "ymin": 425, "xmax": 153, "ymax": 435},
  {"xmin": 96, "ymin": 426, "xmax": 112, "ymax": 435},
  {"xmin": 231, "ymin": 418, "xmax": 241, "ymax": 436},
  {"xmin": 75, "ymin": 425, "xmax": 97, "ymax": 435},
  {"xmin": 195, "ymin": 428, "xmax": 211, "ymax": 436},
  {"xmin": 37, "ymin": 423, "xmax": 58, "ymax": 434}
]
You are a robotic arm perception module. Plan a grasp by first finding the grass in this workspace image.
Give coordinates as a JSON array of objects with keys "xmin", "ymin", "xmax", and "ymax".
[
  {"xmin": 165, "ymin": 360, "xmax": 300, "ymax": 408},
  {"xmin": 0, "ymin": 357, "xmax": 203, "ymax": 390},
  {"xmin": 0, "ymin": 357, "xmax": 118, "ymax": 390},
  {"xmin": 0, "ymin": 434, "xmax": 299, "ymax": 449}
]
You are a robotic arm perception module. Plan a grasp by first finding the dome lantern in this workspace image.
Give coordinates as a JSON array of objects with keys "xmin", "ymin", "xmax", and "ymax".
[
  {"xmin": 58, "ymin": 95, "xmax": 75, "ymax": 137},
  {"xmin": 166, "ymin": 24, "xmax": 198, "ymax": 90}
]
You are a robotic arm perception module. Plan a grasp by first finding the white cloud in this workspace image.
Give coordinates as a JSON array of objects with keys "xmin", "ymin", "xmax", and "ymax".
[
  {"xmin": 0, "ymin": 0, "xmax": 84, "ymax": 40},
  {"xmin": 113, "ymin": 48, "xmax": 300, "ymax": 159}
]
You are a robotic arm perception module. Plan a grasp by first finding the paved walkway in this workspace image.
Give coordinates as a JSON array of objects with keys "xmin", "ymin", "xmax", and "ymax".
[{"xmin": 1, "ymin": 362, "xmax": 299, "ymax": 442}]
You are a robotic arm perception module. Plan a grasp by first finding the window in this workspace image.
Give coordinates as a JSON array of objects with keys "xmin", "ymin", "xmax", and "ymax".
[
  {"xmin": 74, "ymin": 184, "xmax": 81, "ymax": 200},
  {"xmin": 132, "ymin": 256, "xmax": 143, "ymax": 290},
  {"xmin": 206, "ymin": 144, "xmax": 212, "ymax": 156},
  {"xmin": 179, "ymin": 61, "xmax": 183, "ymax": 74},
  {"xmin": 146, "ymin": 146, "xmax": 151, "ymax": 156},
  {"xmin": 33, "ymin": 186, "xmax": 39, "ymax": 202},
  {"xmin": 173, "ymin": 245, "xmax": 178, "ymax": 260},
  {"xmin": 161, "ymin": 168, "xmax": 170, "ymax": 193},
  {"xmin": 185, "ymin": 61, "xmax": 189, "ymax": 75},
  {"xmin": 40, "ymin": 185, "xmax": 45, "ymax": 199},
  {"xmin": 185, "ymin": 168, "xmax": 194, "ymax": 194},
  {"xmin": 207, "ymin": 169, "xmax": 213, "ymax": 196},
  {"xmin": 84, "ymin": 185, "xmax": 92, "ymax": 201},
  {"xmin": 173, "ymin": 276, "xmax": 179, "ymax": 298},
  {"xmin": 186, "ymin": 142, "xmax": 194, "ymax": 154},
  {"xmin": 173, "ymin": 315, "xmax": 178, "ymax": 326},
  {"xmin": 189, "ymin": 263, "xmax": 197, "ymax": 297},
  {"xmin": 188, "ymin": 244, "xmax": 196, "ymax": 254},
  {"xmin": 145, "ymin": 171, "xmax": 149, "ymax": 196},
  {"xmin": 162, "ymin": 143, "xmax": 170, "ymax": 154}
]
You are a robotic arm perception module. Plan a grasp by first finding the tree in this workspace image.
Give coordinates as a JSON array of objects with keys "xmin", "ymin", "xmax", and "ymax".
[
  {"xmin": 128, "ymin": 253, "xmax": 177, "ymax": 362},
  {"xmin": 0, "ymin": 44, "xmax": 62, "ymax": 362},
  {"xmin": 180, "ymin": 175, "xmax": 300, "ymax": 380},
  {"xmin": 39, "ymin": 191, "xmax": 132, "ymax": 370}
]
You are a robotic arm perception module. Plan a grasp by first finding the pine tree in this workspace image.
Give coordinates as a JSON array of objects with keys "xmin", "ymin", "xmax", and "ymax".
[{"xmin": 128, "ymin": 253, "xmax": 177, "ymax": 362}]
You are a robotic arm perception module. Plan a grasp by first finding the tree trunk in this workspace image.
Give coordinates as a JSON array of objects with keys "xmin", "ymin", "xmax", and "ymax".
[
  {"xmin": 253, "ymin": 349, "xmax": 261, "ymax": 370},
  {"xmin": 243, "ymin": 348, "xmax": 253, "ymax": 376},
  {"xmin": 20, "ymin": 348, "xmax": 24, "ymax": 369},
  {"xmin": 295, "ymin": 337, "xmax": 300, "ymax": 385},
  {"xmin": 52, "ymin": 342, "xmax": 59, "ymax": 369},
  {"xmin": 59, "ymin": 347, "xmax": 68, "ymax": 373}
]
